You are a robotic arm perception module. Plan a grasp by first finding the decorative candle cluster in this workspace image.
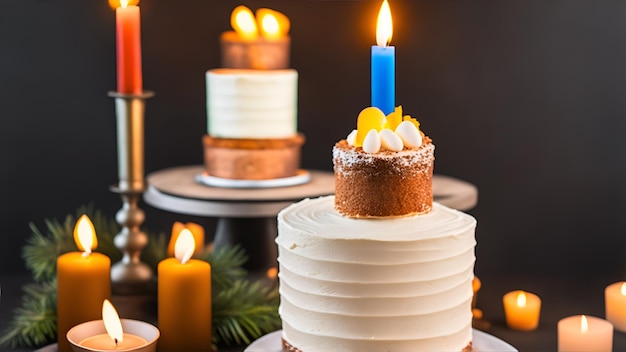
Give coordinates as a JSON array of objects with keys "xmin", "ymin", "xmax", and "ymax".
[
  {"xmin": 500, "ymin": 282, "xmax": 626, "ymax": 351},
  {"xmin": 57, "ymin": 217, "xmax": 213, "ymax": 351},
  {"xmin": 220, "ymin": 5, "xmax": 291, "ymax": 69}
]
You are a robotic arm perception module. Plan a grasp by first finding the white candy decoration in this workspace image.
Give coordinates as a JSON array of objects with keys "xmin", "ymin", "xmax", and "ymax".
[
  {"xmin": 346, "ymin": 129, "xmax": 357, "ymax": 146},
  {"xmin": 379, "ymin": 128, "xmax": 403, "ymax": 151},
  {"xmin": 362, "ymin": 129, "xmax": 381, "ymax": 153},
  {"xmin": 395, "ymin": 121, "xmax": 422, "ymax": 148}
]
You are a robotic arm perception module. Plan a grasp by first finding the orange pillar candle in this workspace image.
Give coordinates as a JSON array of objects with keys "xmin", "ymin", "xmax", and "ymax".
[
  {"xmin": 57, "ymin": 215, "xmax": 111, "ymax": 352},
  {"xmin": 605, "ymin": 281, "xmax": 626, "ymax": 332},
  {"xmin": 558, "ymin": 315, "xmax": 613, "ymax": 352},
  {"xmin": 158, "ymin": 228, "xmax": 212, "ymax": 351},
  {"xmin": 116, "ymin": 0, "xmax": 143, "ymax": 94},
  {"xmin": 503, "ymin": 290, "xmax": 541, "ymax": 331}
]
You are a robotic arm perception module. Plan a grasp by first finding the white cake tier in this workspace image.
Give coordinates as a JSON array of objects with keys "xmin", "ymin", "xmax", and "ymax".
[
  {"xmin": 206, "ymin": 68, "xmax": 298, "ymax": 139},
  {"xmin": 276, "ymin": 196, "xmax": 477, "ymax": 352}
]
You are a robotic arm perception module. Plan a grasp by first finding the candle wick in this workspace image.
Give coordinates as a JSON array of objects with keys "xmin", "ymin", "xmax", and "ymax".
[{"xmin": 115, "ymin": 338, "xmax": 118, "ymax": 346}]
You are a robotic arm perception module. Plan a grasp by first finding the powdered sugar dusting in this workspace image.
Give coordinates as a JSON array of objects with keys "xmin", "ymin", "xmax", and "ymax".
[{"xmin": 333, "ymin": 140, "xmax": 435, "ymax": 175}]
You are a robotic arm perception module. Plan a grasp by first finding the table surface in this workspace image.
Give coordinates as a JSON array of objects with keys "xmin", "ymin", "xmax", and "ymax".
[
  {"xmin": 144, "ymin": 165, "xmax": 478, "ymax": 217},
  {"xmin": 3, "ymin": 272, "xmax": 626, "ymax": 351}
]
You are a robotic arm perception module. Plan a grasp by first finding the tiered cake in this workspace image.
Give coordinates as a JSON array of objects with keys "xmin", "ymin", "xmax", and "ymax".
[
  {"xmin": 203, "ymin": 7, "xmax": 304, "ymax": 181},
  {"xmin": 203, "ymin": 68, "xmax": 302, "ymax": 180},
  {"xmin": 276, "ymin": 106, "xmax": 477, "ymax": 351}
]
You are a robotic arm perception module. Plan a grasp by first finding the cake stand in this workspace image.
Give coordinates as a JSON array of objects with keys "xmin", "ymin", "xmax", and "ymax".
[
  {"xmin": 144, "ymin": 166, "xmax": 335, "ymax": 272},
  {"xmin": 243, "ymin": 329, "xmax": 517, "ymax": 352},
  {"xmin": 143, "ymin": 165, "xmax": 478, "ymax": 273}
]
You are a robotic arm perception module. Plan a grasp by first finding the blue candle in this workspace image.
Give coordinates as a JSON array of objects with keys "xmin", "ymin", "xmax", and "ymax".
[
  {"xmin": 371, "ymin": 45, "xmax": 395, "ymax": 115},
  {"xmin": 371, "ymin": 0, "xmax": 394, "ymax": 115}
]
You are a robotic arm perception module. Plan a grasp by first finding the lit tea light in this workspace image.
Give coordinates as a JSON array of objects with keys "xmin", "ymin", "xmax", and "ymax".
[
  {"xmin": 558, "ymin": 315, "xmax": 613, "ymax": 352},
  {"xmin": 502, "ymin": 290, "xmax": 541, "ymax": 331},
  {"xmin": 220, "ymin": 5, "xmax": 291, "ymax": 69},
  {"xmin": 605, "ymin": 281, "xmax": 626, "ymax": 332},
  {"xmin": 66, "ymin": 299, "xmax": 159, "ymax": 352}
]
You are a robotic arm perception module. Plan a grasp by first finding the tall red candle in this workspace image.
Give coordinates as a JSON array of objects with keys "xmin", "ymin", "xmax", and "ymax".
[{"xmin": 116, "ymin": 3, "xmax": 143, "ymax": 94}]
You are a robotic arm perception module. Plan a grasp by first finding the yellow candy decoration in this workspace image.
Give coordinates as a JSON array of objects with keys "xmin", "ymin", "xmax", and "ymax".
[
  {"xmin": 384, "ymin": 106, "xmax": 403, "ymax": 130},
  {"xmin": 356, "ymin": 107, "xmax": 386, "ymax": 147}
]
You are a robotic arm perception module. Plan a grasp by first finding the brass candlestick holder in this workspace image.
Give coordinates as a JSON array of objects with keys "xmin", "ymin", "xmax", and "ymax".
[{"xmin": 109, "ymin": 91, "xmax": 155, "ymax": 294}]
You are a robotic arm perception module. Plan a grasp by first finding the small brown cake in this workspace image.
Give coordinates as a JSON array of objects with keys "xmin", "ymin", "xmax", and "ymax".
[{"xmin": 333, "ymin": 137, "xmax": 434, "ymax": 217}]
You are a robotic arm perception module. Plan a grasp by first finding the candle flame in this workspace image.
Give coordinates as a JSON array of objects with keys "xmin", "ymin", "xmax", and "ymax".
[
  {"xmin": 231, "ymin": 5, "xmax": 258, "ymax": 40},
  {"xmin": 621, "ymin": 282, "xmax": 626, "ymax": 296},
  {"xmin": 376, "ymin": 0, "xmax": 393, "ymax": 47},
  {"xmin": 516, "ymin": 291, "xmax": 527, "ymax": 307},
  {"xmin": 257, "ymin": 8, "xmax": 290, "ymax": 39},
  {"xmin": 74, "ymin": 214, "xmax": 98, "ymax": 254},
  {"xmin": 175, "ymin": 228, "xmax": 195, "ymax": 264},
  {"xmin": 580, "ymin": 315, "xmax": 588, "ymax": 333},
  {"xmin": 167, "ymin": 222, "xmax": 205, "ymax": 257},
  {"xmin": 108, "ymin": 0, "xmax": 139, "ymax": 10},
  {"xmin": 261, "ymin": 14, "xmax": 279, "ymax": 38},
  {"xmin": 102, "ymin": 299, "xmax": 124, "ymax": 344}
]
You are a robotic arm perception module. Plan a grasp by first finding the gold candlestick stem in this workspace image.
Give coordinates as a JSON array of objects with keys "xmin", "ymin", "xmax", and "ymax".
[{"xmin": 109, "ymin": 91, "xmax": 155, "ymax": 294}]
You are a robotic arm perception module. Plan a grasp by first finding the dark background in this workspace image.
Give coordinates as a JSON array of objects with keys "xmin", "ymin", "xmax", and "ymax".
[{"xmin": 3, "ymin": 0, "xmax": 626, "ymax": 281}]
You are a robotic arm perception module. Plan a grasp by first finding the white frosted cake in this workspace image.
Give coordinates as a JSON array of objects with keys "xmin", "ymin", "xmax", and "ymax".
[{"xmin": 276, "ymin": 106, "xmax": 477, "ymax": 351}]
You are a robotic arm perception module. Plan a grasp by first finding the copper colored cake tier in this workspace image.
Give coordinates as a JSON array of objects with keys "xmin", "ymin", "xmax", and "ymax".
[
  {"xmin": 203, "ymin": 134, "xmax": 304, "ymax": 180},
  {"xmin": 332, "ymin": 138, "xmax": 434, "ymax": 217}
]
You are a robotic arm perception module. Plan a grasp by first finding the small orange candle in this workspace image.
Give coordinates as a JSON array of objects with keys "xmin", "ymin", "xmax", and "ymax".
[
  {"xmin": 116, "ymin": 0, "xmax": 143, "ymax": 94},
  {"xmin": 166, "ymin": 222, "xmax": 205, "ymax": 257},
  {"xmin": 558, "ymin": 315, "xmax": 613, "ymax": 352},
  {"xmin": 57, "ymin": 215, "xmax": 111, "ymax": 352},
  {"xmin": 503, "ymin": 290, "xmax": 541, "ymax": 331},
  {"xmin": 605, "ymin": 281, "xmax": 626, "ymax": 332},
  {"xmin": 158, "ymin": 228, "xmax": 212, "ymax": 351}
]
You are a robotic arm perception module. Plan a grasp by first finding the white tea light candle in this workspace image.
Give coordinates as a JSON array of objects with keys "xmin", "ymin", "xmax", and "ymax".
[{"xmin": 558, "ymin": 315, "xmax": 613, "ymax": 352}]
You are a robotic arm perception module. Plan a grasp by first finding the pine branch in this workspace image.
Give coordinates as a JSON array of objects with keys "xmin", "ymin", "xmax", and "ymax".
[
  {"xmin": 201, "ymin": 245, "xmax": 249, "ymax": 288},
  {"xmin": 23, "ymin": 219, "xmax": 74, "ymax": 283},
  {"xmin": 0, "ymin": 281, "xmax": 57, "ymax": 349},
  {"xmin": 212, "ymin": 280, "xmax": 280, "ymax": 346}
]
